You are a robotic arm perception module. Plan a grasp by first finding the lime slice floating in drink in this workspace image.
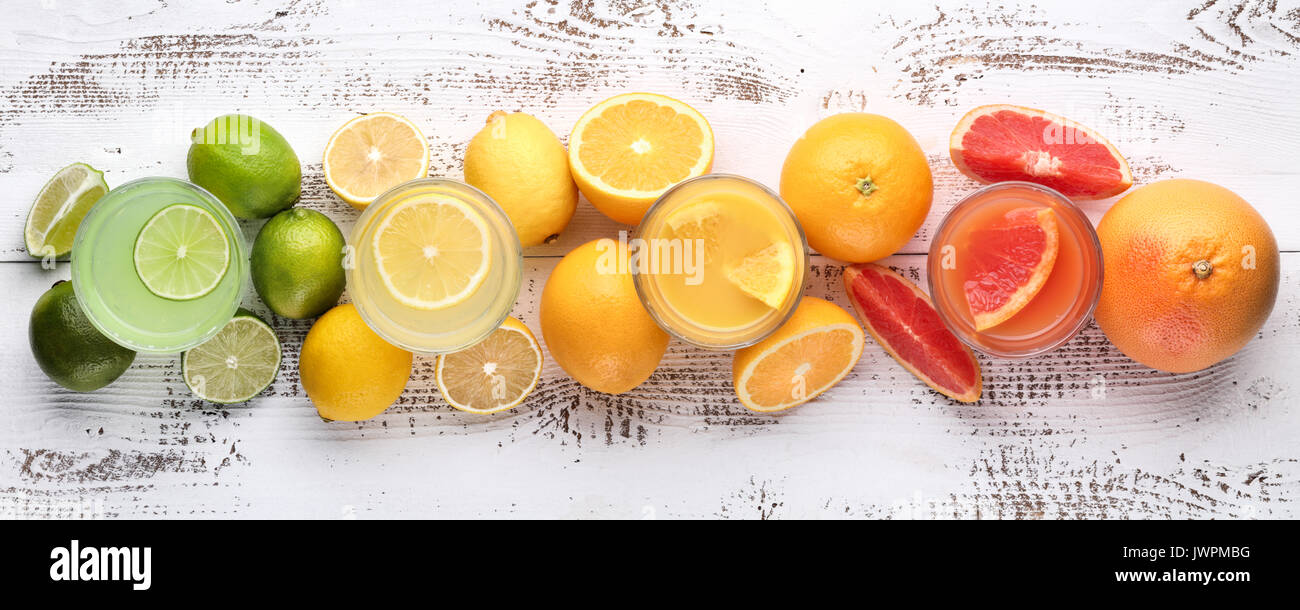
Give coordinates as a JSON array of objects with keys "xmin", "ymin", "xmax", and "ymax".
[
  {"xmin": 182, "ymin": 309, "xmax": 281, "ymax": 403},
  {"xmin": 25, "ymin": 162, "xmax": 110, "ymax": 258},
  {"xmin": 133, "ymin": 203, "xmax": 231, "ymax": 300}
]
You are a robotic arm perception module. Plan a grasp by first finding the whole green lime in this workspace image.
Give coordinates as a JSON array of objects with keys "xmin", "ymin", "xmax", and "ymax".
[
  {"xmin": 187, "ymin": 114, "xmax": 301, "ymax": 219},
  {"xmin": 251, "ymin": 208, "xmax": 346, "ymax": 319},
  {"xmin": 30, "ymin": 281, "xmax": 136, "ymax": 392}
]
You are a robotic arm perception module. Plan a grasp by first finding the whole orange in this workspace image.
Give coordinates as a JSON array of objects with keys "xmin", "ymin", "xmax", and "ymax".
[
  {"xmin": 1095, "ymin": 179, "xmax": 1278, "ymax": 373},
  {"xmin": 540, "ymin": 239, "xmax": 670, "ymax": 394},
  {"xmin": 779, "ymin": 113, "xmax": 933, "ymax": 262}
]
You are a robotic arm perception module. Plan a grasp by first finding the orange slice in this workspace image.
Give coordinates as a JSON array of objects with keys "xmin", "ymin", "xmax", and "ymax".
[
  {"xmin": 963, "ymin": 207, "xmax": 1059, "ymax": 331},
  {"xmin": 732, "ymin": 297, "xmax": 864, "ymax": 412},
  {"xmin": 568, "ymin": 93, "xmax": 714, "ymax": 225},
  {"xmin": 323, "ymin": 112, "xmax": 430, "ymax": 210}
]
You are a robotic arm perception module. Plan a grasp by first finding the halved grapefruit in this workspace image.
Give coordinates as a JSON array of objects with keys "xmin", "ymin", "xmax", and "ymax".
[
  {"xmin": 843, "ymin": 263, "xmax": 981, "ymax": 403},
  {"xmin": 950, "ymin": 104, "xmax": 1132, "ymax": 200},
  {"xmin": 963, "ymin": 207, "xmax": 1059, "ymax": 331}
]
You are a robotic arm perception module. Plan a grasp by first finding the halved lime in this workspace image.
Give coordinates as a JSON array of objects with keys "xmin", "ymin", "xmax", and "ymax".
[
  {"xmin": 25, "ymin": 163, "xmax": 110, "ymax": 258},
  {"xmin": 182, "ymin": 309, "xmax": 281, "ymax": 403},
  {"xmin": 133, "ymin": 203, "xmax": 231, "ymax": 300}
]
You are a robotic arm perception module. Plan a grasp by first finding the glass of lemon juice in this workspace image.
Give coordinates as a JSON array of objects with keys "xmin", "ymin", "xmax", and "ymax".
[
  {"xmin": 634, "ymin": 174, "xmax": 808, "ymax": 349},
  {"xmin": 348, "ymin": 178, "xmax": 522, "ymax": 354},
  {"xmin": 71, "ymin": 177, "xmax": 248, "ymax": 353}
]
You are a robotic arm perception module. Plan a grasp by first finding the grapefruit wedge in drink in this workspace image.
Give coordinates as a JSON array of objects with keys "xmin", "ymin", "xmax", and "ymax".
[
  {"xmin": 962, "ymin": 207, "xmax": 1060, "ymax": 331},
  {"xmin": 950, "ymin": 104, "xmax": 1132, "ymax": 200},
  {"xmin": 843, "ymin": 263, "xmax": 981, "ymax": 403}
]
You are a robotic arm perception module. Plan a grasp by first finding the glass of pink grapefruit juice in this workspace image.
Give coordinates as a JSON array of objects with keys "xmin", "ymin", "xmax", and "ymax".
[{"xmin": 927, "ymin": 181, "xmax": 1103, "ymax": 358}]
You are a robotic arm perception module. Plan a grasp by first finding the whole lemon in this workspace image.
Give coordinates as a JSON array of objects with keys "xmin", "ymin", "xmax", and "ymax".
[
  {"xmin": 187, "ymin": 114, "xmax": 302, "ymax": 219},
  {"xmin": 540, "ymin": 239, "xmax": 669, "ymax": 394},
  {"xmin": 299, "ymin": 304, "xmax": 413, "ymax": 421},
  {"xmin": 780, "ymin": 113, "xmax": 932, "ymax": 262},
  {"xmin": 464, "ymin": 111, "xmax": 577, "ymax": 247}
]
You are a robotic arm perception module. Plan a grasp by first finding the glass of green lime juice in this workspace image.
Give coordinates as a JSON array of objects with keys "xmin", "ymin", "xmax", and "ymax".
[{"xmin": 71, "ymin": 177, "xmax": 248, "ymax": 353}]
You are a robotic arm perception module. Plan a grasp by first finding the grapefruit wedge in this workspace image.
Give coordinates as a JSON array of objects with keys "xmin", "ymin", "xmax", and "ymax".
[
  {"xmin": 963, "ymin": 207, "xmax": 1059, "ymax": 331},
  {"xmin": 950, "ymin": 104, "xmax": 1132, "ymax": 200},
  {"xmin": 843, "ymin": 263, "xmax": 981, "ymax": 403}
]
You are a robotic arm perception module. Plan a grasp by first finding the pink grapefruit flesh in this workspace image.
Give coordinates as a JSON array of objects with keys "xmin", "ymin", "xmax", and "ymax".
[
  {"xmin": 950, "ymin": 104, "xmax": 1133, "ymax": 200},
  {"xmin": 843, "ymin": 263, "xmax": 981, "ymax": 403},
  {"xmin": 963, "ymin": 207, "xmax": 1060, "ymax": 331}
]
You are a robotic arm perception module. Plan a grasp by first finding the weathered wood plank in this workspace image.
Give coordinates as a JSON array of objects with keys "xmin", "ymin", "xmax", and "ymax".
[
  {"xmin": 2, "ymin": 252, "xmax": 1296, "ymax": 518},
  {"xmin": 1, "ymin": 0, "xmax": 1298, "ymax": 518}
]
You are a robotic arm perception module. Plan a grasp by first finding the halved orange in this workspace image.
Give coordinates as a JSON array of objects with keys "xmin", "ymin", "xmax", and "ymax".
[
  {"xmin": 963, "ymin": 207, "xmax": 1059, "ymax": 330},
  {"xmin": 732, "ymin": 297, "xmax": 864, "ymax": 412},
  {"xmin": 323, "ymin": 112, "xmax": 430, "ymax": 210},
  {"xmin": 568, "ymin": 93, "xmax": 714, "ymax": 225}
]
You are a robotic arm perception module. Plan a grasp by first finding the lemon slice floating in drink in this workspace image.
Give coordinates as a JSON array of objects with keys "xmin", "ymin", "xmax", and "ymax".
[
  {"xmin": 373, "ymin": 195, "xmax": 491, "ymax": 310},
  {"xmin": 133, "ymin": 203, "xmax": 231, "ymax": 301},
  {"xmin": 436, "ymin": 317, "xmax": 543, "ymax": 414}
]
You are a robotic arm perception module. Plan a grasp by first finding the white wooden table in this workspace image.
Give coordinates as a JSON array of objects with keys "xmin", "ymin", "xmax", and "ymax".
[{"xmin": 1, "ymin": 0, "xmax": 1297, "ymax": 519}]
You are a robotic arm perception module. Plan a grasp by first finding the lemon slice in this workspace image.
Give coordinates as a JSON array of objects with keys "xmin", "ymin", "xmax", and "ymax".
[
  {"xmin": 726, "ymin": 242, "xmax": 796, "ymax": 309},
  {"xmin": 323, "ymin": 112, "xmax": 430, "ymax": 209},
  {"xmin": 436, "ymin": 317, "xmax": 543, "ymax": 414},
  {"xmin": 373, "ymin": 195, "xmax": 490, "ymax": 310}
]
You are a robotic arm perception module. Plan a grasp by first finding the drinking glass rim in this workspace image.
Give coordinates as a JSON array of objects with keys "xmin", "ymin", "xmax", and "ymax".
[
  {"xmin": 347, "ymin": 177, "xmax": 524, "ymax": 355},
  {"xmin": 632, "ymin": 173, "xmax": 811, "ymax": 351},
  {"xmin": 70, "ymin": 176, "xmax": 248, "ymax": 353},
  {"xmin": 925, "ymin": 180, "xmax": 1105, "ymax": 359}
]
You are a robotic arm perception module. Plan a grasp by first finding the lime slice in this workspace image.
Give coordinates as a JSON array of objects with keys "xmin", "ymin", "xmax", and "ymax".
[
  {"xmin": 133, "ymin": 203, "xmax": 231, "ymax": 300},
  {"xmin": 182, "ymin": 310, "xmax": 281, "ymax": 403},
  {"xmin": 25, "ymin": 163, "xmax": 109, "ymax": 258},
  {"xmin": 373, "ymin": 195, "xmax": 490, "ymax": 310}
]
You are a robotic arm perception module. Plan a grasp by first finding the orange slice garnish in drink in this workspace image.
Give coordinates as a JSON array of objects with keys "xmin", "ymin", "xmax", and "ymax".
[
  {"xmin": 726, "ymin": 242, "xmax": 796, "ymax": 309},
  {"xmin": 962, "ymin": 206, "xmax": 1060, "ymax": 331},
  {"xmin": 568, "ymin": 93, "xmax": 714, "ymax": 225}
]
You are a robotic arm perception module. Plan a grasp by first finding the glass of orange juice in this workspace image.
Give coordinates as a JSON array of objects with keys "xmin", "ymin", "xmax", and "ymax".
[
  {"xmin": 633, "ymin": 174, "xmax": 809, "ymax": 349},
  {"xmin": 927, "ymin": 181, "xmax": 1103, "ymax": 358}
]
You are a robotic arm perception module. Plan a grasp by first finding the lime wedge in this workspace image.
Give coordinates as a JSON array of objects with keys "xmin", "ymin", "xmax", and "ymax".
[
  {"xmin": 25, "ymin": 163, "xmax": 110, "ymax": 258},
  {"xmin": 182, "ymin": 309, "xmax": 281, "ymax": 403},
  {"xmin": 133, "ymin": 203, "xmax": 231, "ymax": 300}
]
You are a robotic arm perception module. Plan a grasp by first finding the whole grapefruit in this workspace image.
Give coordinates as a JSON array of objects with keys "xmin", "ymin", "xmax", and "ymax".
[
  {"xmin": 780, "ymin": 113, "xmax": 932, "ymax": 262},
  {"xmin": 1095, "ymin": 179, "xmax": 1278, "ymax": 373}
]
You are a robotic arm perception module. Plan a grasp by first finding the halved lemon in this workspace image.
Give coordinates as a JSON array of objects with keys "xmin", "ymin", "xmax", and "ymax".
[
  {"xmin": 436, "ymin": 317, "xmax": 543, "ymax": 414},
  {"xmin": 727, "ymin": 242, "xmax": 796, "ymax": 309},
  {"xmin": 373, "ymin": 195, "xmax": 490, "ymax": 310},
  {"xmin": 323, "ymin": 112, "xmax": 430, "ymax": 210},
  {"xmin": 732, "ymin": 297, "xmax": 864, "ymax": 413},
  {"xmin": 569, "ymin": 92, "xmax": 714, "ymax": 225}
]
